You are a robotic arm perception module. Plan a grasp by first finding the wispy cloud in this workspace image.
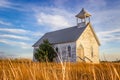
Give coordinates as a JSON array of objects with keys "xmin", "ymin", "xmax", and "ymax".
[
  {"xmin": 33, "ymin": 7, "xmax": 75, "ymax": 30},
  {"xmin": 0, "ymin": 0, "xmax": 29, "ymax": 12},
  {"xmin": 0, "ymin": 20, "xmax": 12, "ymax": 26},
  {"xmin": 0, "ymin": 27, "xmax": 43, "ymax": 49},
  {"xmin": 97, "ymin": 28, "xmax": 120, "ymax": 43},
  {"xmin": 0, "ymin": 34, "xmax": 30, "ymax": 40},
  {"xmin": 0, "ymin": 28, "xmax": 44, "ymax": 37},
  {"xmin": 36, "ymin": 13, "xmax": 71, "ymax": 30},
  {"xmin": 0, "ymin": 28, "xmax": 29, "ymax": 34},
  {"xmin": 0, "ymin": 39, "xmax": 31, "ymax": 49},
  {"xmin": 0, "ymin": 0, "xmax": 12, "ymax": 8}
]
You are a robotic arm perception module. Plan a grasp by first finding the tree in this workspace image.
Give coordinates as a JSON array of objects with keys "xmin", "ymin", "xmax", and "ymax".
[{"xmin": 34, "ymin": 39, "xmax": 57, "ymax": 62}]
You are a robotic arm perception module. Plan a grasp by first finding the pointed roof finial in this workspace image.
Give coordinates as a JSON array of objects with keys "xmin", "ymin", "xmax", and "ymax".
[{"xmin": 75, "ymin": 8, "xmax": 91, "ymax": 19}]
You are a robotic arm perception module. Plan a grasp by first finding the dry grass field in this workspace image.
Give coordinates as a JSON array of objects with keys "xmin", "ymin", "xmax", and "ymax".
[{"xmin": 0, "ymin": 59, "xmax": 120, "ymax": 80}]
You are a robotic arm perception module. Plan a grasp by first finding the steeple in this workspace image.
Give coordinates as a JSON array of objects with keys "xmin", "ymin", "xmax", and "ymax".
[{"xmin": 75, "ymin": 8, "xmax": 91, "ymax": 26}]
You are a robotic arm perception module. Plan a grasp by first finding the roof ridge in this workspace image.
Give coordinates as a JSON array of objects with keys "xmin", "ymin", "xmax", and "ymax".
[{"xmin": 46, "ymin": 26, "xmax": 77, "ymax": 34}]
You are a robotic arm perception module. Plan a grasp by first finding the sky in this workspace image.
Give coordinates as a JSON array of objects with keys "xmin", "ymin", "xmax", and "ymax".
[{"xmin": 0, "ymin": 0, "xmax": 120, "ymax": 61}]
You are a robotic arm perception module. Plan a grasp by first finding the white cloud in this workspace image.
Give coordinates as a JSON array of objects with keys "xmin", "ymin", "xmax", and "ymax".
[
  {"xmin": 37, "ymin": 13, "xmax": 71, "ymax": 30},
  {"xmin": 0, "ymin": 34, "xmax": 30, "ymax": 40},
  {"xmin": 0, "ymin": 27, "xmax": 44, "ymax": 43},
  {"xmin": 0, "ymin": 39, "xmax": 31, "ymax": 49},
  {"xmin": 98, "ymin": 29, "xmax": 120, "ymax": 35},
  {"xmin": 33, "ymin": 7, "xmax": 75, "ymax": 30},
  {"xmin": 0, "ymin": 20, "xmax": 12, "ymax": 26},
  {"xmin": 0, "ymin": 28, "xmax": 29, "ymax": 34},
  {"xmin": 0, "ymin": 28, "xmax": 44, "ymax": 37},
  {"xmin": 0, "ymin": 0, "xmax": 28, "ymax": 12},
  {"xmin": 0, "ymin": 27, "xmax": 44, "ymax": 49},
  {"xmin": 0, "ymin": 0, "xmax": 12, "ymax": 8},
  {"xmin": 97, "ymin": 28, "xmax": 120, "ymax": 43}
]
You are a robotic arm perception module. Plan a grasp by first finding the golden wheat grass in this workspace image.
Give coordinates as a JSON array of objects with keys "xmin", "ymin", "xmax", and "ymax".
[{"xmin": 0, "ymin": 59, "xmax": 120, "ymax": 80}]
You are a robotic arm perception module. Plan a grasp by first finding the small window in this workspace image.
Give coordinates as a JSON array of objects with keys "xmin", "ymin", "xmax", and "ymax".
[
  {"xmin": 68, "ymin": 46, "xmax": 71, "ymax": 57},
  {"xmin": 56, "ymin": 47, "xmax": 58, "ymax": 53},
  {"xmin": 91, "ymin": 47, "xmax": 93, "ymax": 57}
]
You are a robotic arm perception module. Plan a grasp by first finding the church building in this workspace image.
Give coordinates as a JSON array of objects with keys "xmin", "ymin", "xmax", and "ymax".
[{"xmin": 33, "ymin": 8, "xmax": 100, "ymax": 63}]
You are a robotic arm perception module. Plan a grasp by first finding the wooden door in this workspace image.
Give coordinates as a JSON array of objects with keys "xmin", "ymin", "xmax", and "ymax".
[{"xmin": 77, "ymin": 45, "xmax": 84, "ymax": 59}]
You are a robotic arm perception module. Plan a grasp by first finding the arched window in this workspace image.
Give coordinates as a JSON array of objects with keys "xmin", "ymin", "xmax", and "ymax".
[
  {"xmin": 56, "ymin": 47, "xmax": 58, "ymax": 53},
  {"xmin": 68, "ymin": 46, "xmax": 71, "ymax": 57},
  {"xmin": 91, "ymin": 47, "xmax": 93, "ymax": 57}
]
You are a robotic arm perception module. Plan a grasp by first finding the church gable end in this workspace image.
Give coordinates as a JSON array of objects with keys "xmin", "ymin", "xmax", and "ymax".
[{"xmin": 76, "ymin": 24, "xmax": 100, "ymax": 63}]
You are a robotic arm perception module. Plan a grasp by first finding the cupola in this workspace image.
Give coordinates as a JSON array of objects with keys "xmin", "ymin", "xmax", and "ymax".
[{"xmin": 75, "ymin": 8, "xmax": 91, "ymax": 27}]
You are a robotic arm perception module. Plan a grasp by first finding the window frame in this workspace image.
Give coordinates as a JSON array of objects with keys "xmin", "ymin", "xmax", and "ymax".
[
  {"xmin": 91, "ymin": 47, "xmax": 93, "ymax": 57},
  {"xmin": 55, "ymin": 47, "xmax": 58, "ymax": 53},
  {"xmin": 68, "ymin": 45, "xmax": 71, "ymax": 57}
]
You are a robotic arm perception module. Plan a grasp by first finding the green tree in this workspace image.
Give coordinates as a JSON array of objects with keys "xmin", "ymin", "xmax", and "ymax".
[{"xmin": 34, "ymin": 39, "xmax": 57, "ymax": 62}]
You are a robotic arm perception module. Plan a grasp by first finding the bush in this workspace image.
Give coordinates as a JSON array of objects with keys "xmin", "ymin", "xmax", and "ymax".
[{"xmin": 34, "ymin": 39, "xmax": 57, "ymax": 62}]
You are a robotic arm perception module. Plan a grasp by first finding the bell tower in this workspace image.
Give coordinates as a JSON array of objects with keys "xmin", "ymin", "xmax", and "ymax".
[{"xmin": 75, "ymin": 8, "xmax": 91, "ymax": 26}]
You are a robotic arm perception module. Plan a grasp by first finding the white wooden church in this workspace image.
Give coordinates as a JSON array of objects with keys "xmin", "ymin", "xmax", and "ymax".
[{"xmin": 33, "ymin": 8, "xmax": 100, "ymax": 63}]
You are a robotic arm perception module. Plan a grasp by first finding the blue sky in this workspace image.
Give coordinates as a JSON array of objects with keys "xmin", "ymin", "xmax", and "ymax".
[{"xmin": 0, "ymin": 0, "xmax": 120, "ymax": 61}]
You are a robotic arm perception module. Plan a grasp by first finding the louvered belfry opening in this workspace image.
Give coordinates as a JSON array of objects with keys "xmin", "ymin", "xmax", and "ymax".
[{"xmin": 75, "ymin": 8, "xmax": 91, "ymax": 26}]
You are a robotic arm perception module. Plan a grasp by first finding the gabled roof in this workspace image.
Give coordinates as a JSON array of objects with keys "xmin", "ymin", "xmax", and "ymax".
[{"xmin": 33, "ymin": 23, "xmax": 88, "ymax": 47}]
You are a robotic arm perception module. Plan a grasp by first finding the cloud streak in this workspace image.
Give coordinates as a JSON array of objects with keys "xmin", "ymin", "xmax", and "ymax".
[
  {"xmin": 0, "ymin": 28, "xmax": 30, "ymax": 34},
  {"xmin": 0, "ymin": 39, "xmax": 31, "ymax": 49},
  {"xmin": 0, "ymin": 27, "xmax": 44, "ymax": 49},
  {"xmin": 97, "ymin": 28, "xmax": 120, "ymax": 43},
  {"xmin": 0, "ymin": 34, "xmax": 30, "ymax": 40},
  {"xmin": 0, "ymin": 0, "xmax": 12, "ymax": 8},
  {"xmin": 0, "ymin": 20, "xmax": 12, "ymax": 26},
  {"xmin": 0, "ymin": 28, "xmax": 44, "ymax": 37},
  {"xmin": 0, "ymin": 0, "xmax": 29, "ymax": 12}
]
